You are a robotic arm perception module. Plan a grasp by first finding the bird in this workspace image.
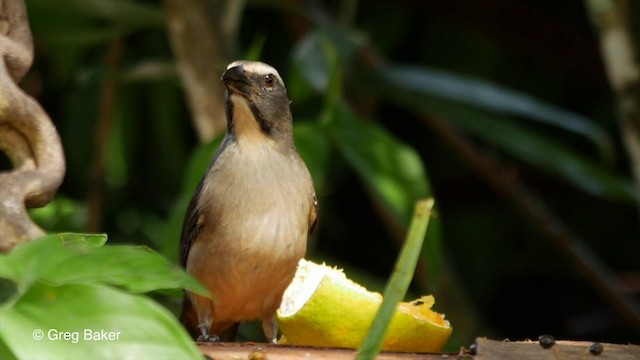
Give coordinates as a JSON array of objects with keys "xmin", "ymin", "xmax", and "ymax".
[{"xmin": 179, "ymin": 60, "xmax": 318, "ymax": 343}]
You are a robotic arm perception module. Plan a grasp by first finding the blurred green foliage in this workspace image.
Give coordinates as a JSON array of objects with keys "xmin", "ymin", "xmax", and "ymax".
[
  {"xmin": 1, "ymin": 0, "xmax": 637, "ymax": 353},
  {"xmin": 0, "ymin": 234, "xmax": 203, "ymax": 359}
]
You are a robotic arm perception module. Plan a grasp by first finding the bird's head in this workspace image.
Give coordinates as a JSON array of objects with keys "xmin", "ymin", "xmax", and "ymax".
[{"xmin": 222, "ymin": 61, "xmax": 292, "ymax": 143}]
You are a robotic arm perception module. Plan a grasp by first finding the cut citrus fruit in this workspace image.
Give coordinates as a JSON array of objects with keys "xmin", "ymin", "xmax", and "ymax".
[{"xmin": 277, "ymin": 259, "xmax": 452, "ymax": 352}]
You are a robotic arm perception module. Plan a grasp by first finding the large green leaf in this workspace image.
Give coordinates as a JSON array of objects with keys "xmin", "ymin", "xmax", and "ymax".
[
  {"xmin": 47, "ymin": 246, "xmax": 206, "ymax": 295},
  {"xmin": 449, "ymin": 111, "xmax": 639, "ymax": 202},
  {"xmin": 292, "ymin": 28, "xmax": 364, "ymax": 91},
  {"xmin": 378, "ymin": 65, "xmax": 613, "ymax": 160},
  {"xmin": 327, "ymin": 99, "xmax": 445, "ymax": 294},
  {"xmin": 293, "ymin": 31, "xmax": 334, "ymax": 93},
  {"xmin": 0, "ymin": 282, "xmax": 200, "ymax": 360},
  {"xmin": 370, "ymin": 67, "xmax": 638, "ymax": 202},
  {"xmin": 0, "ymin": 234, "xmax": 207, "ymax": 297},
  {"xmin": 0, "ymin": 234, "xmax": 107, "ymax": 297},
  {"xmin": 328, "ymin": 102, "xmax": 431, "ymax": 225},
  {"xmin": 0, "ymin": 234, "xmax": 204, "ymax": 359}
]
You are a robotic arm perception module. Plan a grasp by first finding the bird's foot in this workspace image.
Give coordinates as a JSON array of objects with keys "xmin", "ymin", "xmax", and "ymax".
[
  {"xmin": 197, "ymin": 325, "xmax": 220, "ymax": 342},
  {"xmin": 197, "ymin": 334, "xmax": 220, "ymax": 342}
]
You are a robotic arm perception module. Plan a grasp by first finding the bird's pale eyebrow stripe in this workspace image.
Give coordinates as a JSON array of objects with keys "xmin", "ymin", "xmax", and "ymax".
[{"xmin": 226, "ymin": 60, "xmax": 284, "ymax": 85}]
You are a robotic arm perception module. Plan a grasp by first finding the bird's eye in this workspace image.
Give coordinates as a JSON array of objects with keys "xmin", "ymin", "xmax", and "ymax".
[{"xmin": 264, "ymin": 74, "xmax": 275, "ymax": 88}]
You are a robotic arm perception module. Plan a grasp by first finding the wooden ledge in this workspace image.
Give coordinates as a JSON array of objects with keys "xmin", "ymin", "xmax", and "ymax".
[
  {"xmin": 197, "ymin": 338, "xmax": 640, "ymax": 359},
  {"xmin": 197, "ymin": 342, "xmax": 455, "ymax": 359},
  {"xmin": 473, "ymin": 337, "xmax": 640, "ymax": 360}
]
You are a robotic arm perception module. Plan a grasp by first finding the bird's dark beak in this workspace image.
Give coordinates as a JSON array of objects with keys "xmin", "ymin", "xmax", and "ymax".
[{"xmin": 222, "ymin": 65, "xmax": 253, "ymax": 96}]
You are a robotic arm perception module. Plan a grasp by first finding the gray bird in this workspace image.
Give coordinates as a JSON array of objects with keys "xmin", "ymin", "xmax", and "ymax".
[{"xmin": 179, "ymin": 60, "xmax": 318, "ymax": 343}]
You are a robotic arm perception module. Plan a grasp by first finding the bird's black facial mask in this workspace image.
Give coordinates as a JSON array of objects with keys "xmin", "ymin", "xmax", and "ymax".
[{"xmin": 222, "ymin": 62, "xmax": 292, "ymax": 139}]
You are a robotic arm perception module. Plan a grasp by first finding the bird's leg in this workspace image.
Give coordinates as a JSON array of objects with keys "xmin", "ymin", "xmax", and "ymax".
[
  {"xmin": 262, "ymin": 315, "xmax": 279, "ymax": 344},
  {"xmin": 196, "ymin": 308, "xmax": 219, "ymax": 342},
  {"xmin": 197, "ymin": 325, "xmax": 220, "ymax": 342}
]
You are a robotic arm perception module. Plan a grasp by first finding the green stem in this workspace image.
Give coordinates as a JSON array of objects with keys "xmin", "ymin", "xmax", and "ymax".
[{"xmin": 356, "ymin": 198, "xmax": 434, "ymax": 359}]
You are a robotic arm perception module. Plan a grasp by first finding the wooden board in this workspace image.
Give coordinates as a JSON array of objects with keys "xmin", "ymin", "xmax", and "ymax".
[
  {"xmin": 196, "ymin": 338, "xmax": 640, "ymax": 359},
  {"xmin": 473, "ymin": 338, "xmax": 640, "ymax": 360},
  {"xmin": 197, "ymin": 342, "xmax": 454, "ymax": 359}
]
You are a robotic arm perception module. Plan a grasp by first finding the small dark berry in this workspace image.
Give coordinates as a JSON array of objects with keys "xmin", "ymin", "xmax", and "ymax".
[
  {"xmin": 589, "ymin": 342, "xmax": 603, "ymax": 355},
  {"xmin": 538, "ymin": 334, "xmax": 555, "ymax": 349},
  {"xmin": 468, "ymin": 342, "xmax": 478, "ymax": 355}
]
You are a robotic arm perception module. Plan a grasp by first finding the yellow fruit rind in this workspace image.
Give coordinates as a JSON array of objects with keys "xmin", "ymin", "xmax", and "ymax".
[{"xmin": 277, "ymin": 273, "xmax": 452, "ymax": 352}]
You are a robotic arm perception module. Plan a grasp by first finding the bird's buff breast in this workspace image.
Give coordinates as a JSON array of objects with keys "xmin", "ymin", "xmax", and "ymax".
[{"xmin": 187, "ymin": 141, "xmax": 312, "ymax": 322}]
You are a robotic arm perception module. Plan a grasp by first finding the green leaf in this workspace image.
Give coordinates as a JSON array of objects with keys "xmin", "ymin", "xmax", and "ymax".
[
  {"xmin": 57, "ymin": 233, "xmax": 108, "ymax": 248},
  {"xmin": 370, "ymin": 67, "xmax": 638, "ymax": 202},
  {"xmin": 0, "ymin": 233, "xmax": 107, "ymax": 292},
  {"xmin": 46, "ymin": 246, "xmax": 207, "ymax": 295},
  {"xmin": 325, "ymin": 102, "xmax": 445, "ymax": 293},
  {"xmin": 292, "ymin": 28, "xmax": 364, "ymax": 93},
  {"xmin": 328, "ymin": 102, "xmax": 431, "ymax": 225},
  {"xmin": 0, "ymin": 234, "xmax": 204, "ymax": 359},
  {"xmin": 293, "ymin": 31, "xmax": 334, "ymax": 92},
  {"xmin": 0, "ymin": 282, "xmax": 201, "ymax": 360},
  {"xmin": 0, "ymin": 234, "xmax": 207, "ymax": 297},
  {"xmin": 357, "ymin": 199, "xmax": 435, "ymax": 359},
  {"xmin": 447, "ymin": 112, "xmax": 639, "ymax": 202},
  {"xmin": 378, "ymin": 65, "xmax": 613, "ymax": 160}
]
